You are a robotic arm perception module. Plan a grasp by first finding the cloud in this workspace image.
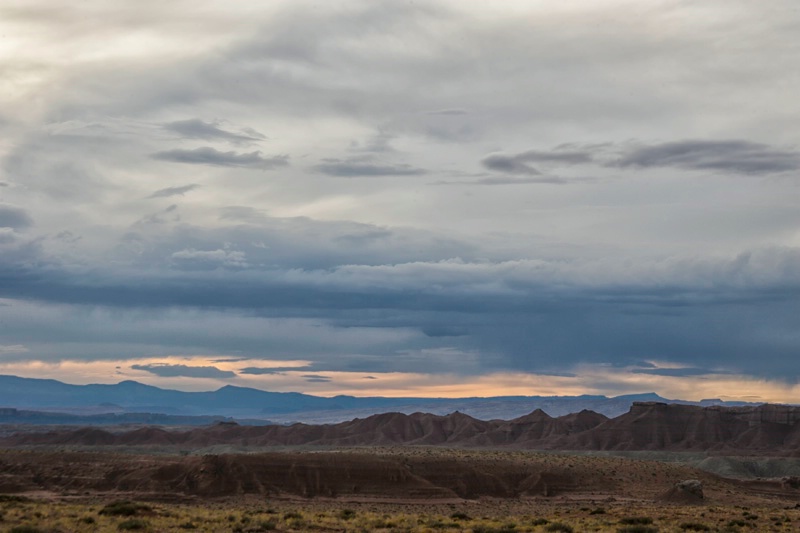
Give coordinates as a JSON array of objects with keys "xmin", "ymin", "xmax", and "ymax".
[
  {"xmin": 131, "ymin": 363, "xmax": 236, "ymax": 378},
  {"xmin": 170, "ymin": 248, "xmax": 248, "ymax": 269},
  {"xmin": 0, "ymin": 344, "xmax": 29, "ymax": 355},
  {"xmin": 218, "ymin": 206, "xmax": 269, "ymax": 223},
  {"xmin": 238, "ymin": 367, "xmax": 283, "ymax": 375},
  {"xmin": 631, "ymin": 367, "xmax": 733, "ymax": 377},
  {"xmin": 147, "ymin": 184, "xmax": 200, "ymax": 199},
  {"xmin": 163, "ymin": 119, "xmax": 266, "ymax": 144},
  {"xmin": 481, "ymin": 149, "xmax": 594, "ymax": 175},
  {"xmin": 474, "ymin": 176, "xmax": 569, "ymax": 185},
  {"xmin": 425, "ymin": 108, "xmax": 469, "ymax": 115},
  {"xmin": 614, "ymin": 140, "xmax": 800, "ymax": 175},
  {"xmin": 302, "ymin": 374, "xmax": 332, "ymax": 383},
  {"xmin": 314, "ymin": 159, "xmax": 426, "ymax": 177},
  {"xmin": 0, "ymin": 205, "xmax": 33, "ymax": 230},
  {"xmin": 151, "ymin": 147, "xmax": 289, "ymax": 169}
]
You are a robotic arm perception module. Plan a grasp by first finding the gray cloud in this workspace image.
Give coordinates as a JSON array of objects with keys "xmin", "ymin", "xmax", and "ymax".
[
  {"xmin": 631, "ymin": 367, "xmax": 733, "ymax": 377},
  {"xmin": 614, "ymin": 140, "xmax": 800, "ymax": 175},
  {"xmin": 481, "ymin": 154, "xmax": 541, "ymax": 175},
  {"xmin": 425, "ymin": 108, "xmax": 469, "ymax": 115},
  {"xmin": 151, "ymin": 147, "xmax": 289, "ymax": 169},
  {"xmin": 238, "ymin": 367, "xmax": 282, "ymax": 375},
  {"xmin": 302, "ymin": 374, "xmax": 332, "ymax": 383},
  {"xmin": 474, "ymin": 176, "xmax": 569, "ymax": 185},
  {"xmin": 3, "ymin": 1, "xmax": 800, "ymax": 394},
  {"xmin": 163, "ymin": 119, "xmax": 266, "ymax": 144},
  {"xmin": 218, "ymin": 206, "xmax": 269, "ymax": 223},
  {"xmin": 314, "ymin": 159, "xmax": 426, "ymax": 177},
  {"xmin": 147, "ymin": 184, "xmax": 200, "ymax": 199},
  {"xmin": 170, "ymin": 248, "xmax": 248, "ymax": 269},
  {"xmin": 481, "ymin": 149, "xmax": 594, "ymax": 175},
  {"xmin": 131, "ymin": 363, "xmax": 236, "ymax": 378},
  {"xmin": 0, "ymin": 205, "xmax": 33, "ymax": 230}
]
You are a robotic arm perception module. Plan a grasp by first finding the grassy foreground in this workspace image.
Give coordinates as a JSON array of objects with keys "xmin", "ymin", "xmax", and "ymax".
[{"xmin": 1, "ymin": 493, "xmax": 798, "ymax": 533}]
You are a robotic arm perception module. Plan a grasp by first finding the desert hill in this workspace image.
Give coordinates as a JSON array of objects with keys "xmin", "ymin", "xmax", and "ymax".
[{"xmin": 5, "ymin": 402, "xmax": 800, "ymax": 454}]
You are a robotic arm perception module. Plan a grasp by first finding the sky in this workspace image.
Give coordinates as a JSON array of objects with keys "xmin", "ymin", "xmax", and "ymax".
[{"xmin": 1, "ymin": 0, "xmax": 799, "ymax": 402}]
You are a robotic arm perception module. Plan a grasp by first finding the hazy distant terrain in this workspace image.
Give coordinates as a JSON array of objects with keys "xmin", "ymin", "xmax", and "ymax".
[{"xmin": 0, "ymin": 375, "xmax": 760, "ymax": 424}]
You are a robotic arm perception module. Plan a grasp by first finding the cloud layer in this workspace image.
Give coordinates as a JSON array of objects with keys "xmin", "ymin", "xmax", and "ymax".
[{"xmin": 1, "ymin": 0, "xmax": 799, "ymax": 399}]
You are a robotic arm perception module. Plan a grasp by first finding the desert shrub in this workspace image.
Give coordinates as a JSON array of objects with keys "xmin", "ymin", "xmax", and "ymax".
[
  {"xmin": 617, "ymin": 527, "xmax": 657, "ymax": 533},
  {"xmin": 0, "ymin": 495, "xmax": 31, "ymax": 503},
  {"xmin": 426, "ymin": 518, "xmax": 459, "ymax": 529},
  {"xmin": 9, "ymin": 527, "xmax": 45, "ymax": 533},
  {"xmin": 118, "ymin": 520, "xmax": 148, "ymax": 531},
  {"xmin": 590, "ymin": 507, "xmax": 606, "ymax": 515},
  {"xmin": 450, "ymin": 511, "xmax": 471, "ymax": 520},
  {"xmin": 283, "ymin": 511, "xmax": 302, "ymax": 520},
  {"xmin": 619, "ymin": 516, "xmax": 654, "ymax": 525},
  {"xmin": 726, "ymin": 519, "xmax": 748, "ymax": 528},
  {"xmin": 473, "ymin": 525, "xmax": 518, "ymax": 533},
  {"xmin": 545, "ymin": 523, "xmax": 574, "ymax": 533},
  {"xmin": 369, "ymin": 518, "xmax": 396, "ymax": 528},
  {"xmin": 339, "ymin": 508, "xmax": 357, "ymax": 520},
  {"xmin": 178, "ymin": 521, "xmax": 197, "ymax": 529},
  {"xmin": 80, "ymin": 516, "xmax": 96, "ymax": 524},
  {"xmin": 258, "ymin": 518, "xmax": 278, "ymax": 530},
  {"xmin": 530, "ymin": 517, "xmax": 550, "ymax": 526},
  {"xmin": 680, "ymin": 523, "xmax": 711, "ymax": 531},
  {"xmin": 99, "ymin": 501, "xmax": 152, "ymax": 517}
]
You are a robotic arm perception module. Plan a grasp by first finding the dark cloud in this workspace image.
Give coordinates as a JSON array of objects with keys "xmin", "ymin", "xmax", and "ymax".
[
  {"xmin": 614, "ymin": 140, "xmax": 800, "ymax": 174},
  {"xmin": 481, "ymin": 153, "xmax": 541, "ymax": 175},
  {"xmin": 302, "ymin": 374, "xmax": 332, "ymax": 383},
  {"xmin": 163, "ymin": 119, "xmax": 266, "ymax": 144},
  {"xmin": 151, "ymin": 147, "xmax": 289, "ymax": 169},
  {"xmin": 631, "ymin": 367, "xmax": 733, "ymax": 377},
  {"xmin": 238, "ymin": 366, "xmax": 316, "ymax": 375},
  {"xmin": 0, "ymin": 205, "xmax": 33, "ymax": 230},
  {"xmin": 131, "ymin": 363, "xmax": 236, "ymax": 378},
  {"xmin": 148, "ymin": 184, "xmax": 200, "ymax": 199},
  {"xmin": 210, "ymin": 357, "xmax": 250, "ymax": 363},
  {"xmin": 481, "ymin": 149, "xmax": 594, "ymax": 175},
  {"xmin": 238, "ymin": 367, "xmax": 282, "ymax": 375},
  {"xmin": 314, "ymin": 159, "xmax": 426, "ymax": 177}
]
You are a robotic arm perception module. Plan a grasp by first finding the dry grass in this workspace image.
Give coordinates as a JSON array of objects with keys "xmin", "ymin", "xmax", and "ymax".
[{"xmin": 1, "ymin": 493, "xmax": 799, "ymax": 532}]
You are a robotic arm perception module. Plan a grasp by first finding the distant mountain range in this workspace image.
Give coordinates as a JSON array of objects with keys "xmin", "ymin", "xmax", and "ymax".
[
  {"xmin": 0, "ymin": 374, "xmax": 763, "ymax": 425},
  {"xmin": 7, "ymin": 402, "xmax": 800, "ymax": 454}
]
